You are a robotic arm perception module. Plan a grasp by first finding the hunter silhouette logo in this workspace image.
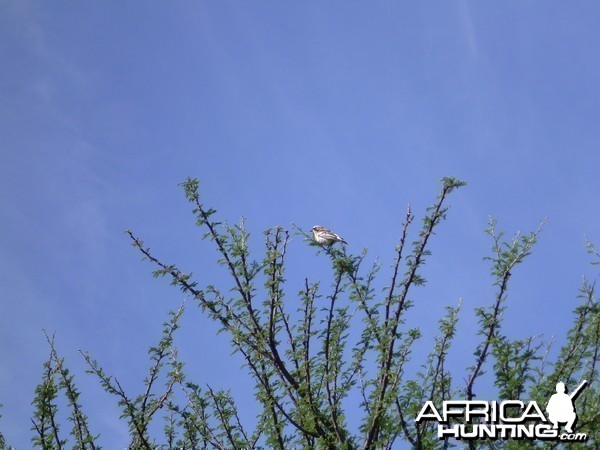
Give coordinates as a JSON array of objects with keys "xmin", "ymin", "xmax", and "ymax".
[
  {"xmin": 415, "ymin": 379, "xmax": 589, "ymax": 442},
  {"xmin": 546, "ymin": 380, "xmax": 587, "ymax": 434}
]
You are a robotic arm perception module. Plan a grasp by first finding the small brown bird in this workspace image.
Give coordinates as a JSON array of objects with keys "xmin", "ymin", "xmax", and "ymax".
[{"xmin": 311, "ymin": 225, "xmax": 347, "ymax": 246}]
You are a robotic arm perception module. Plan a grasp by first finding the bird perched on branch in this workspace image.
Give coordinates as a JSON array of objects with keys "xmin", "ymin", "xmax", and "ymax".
[{"xmin": 311, "ymin": 225, "xmax": 347, "ymax": 246}]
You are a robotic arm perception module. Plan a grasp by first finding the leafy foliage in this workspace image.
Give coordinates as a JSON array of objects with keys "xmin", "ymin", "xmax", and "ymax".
[{"xmin": 4, "ymin": 177, "xmax": 598, "ymax": 449}]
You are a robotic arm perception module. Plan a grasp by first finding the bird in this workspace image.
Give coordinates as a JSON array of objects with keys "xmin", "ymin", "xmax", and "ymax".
[{"xmin": 311, "ymin": 225, "xmax": 347, "ymax": 246}]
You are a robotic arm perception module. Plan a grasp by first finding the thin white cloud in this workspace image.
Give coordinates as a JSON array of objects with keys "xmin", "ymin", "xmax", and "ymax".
[{"xmin": 458, "ymin": 0, "xmax": 478, "ymax": 59}]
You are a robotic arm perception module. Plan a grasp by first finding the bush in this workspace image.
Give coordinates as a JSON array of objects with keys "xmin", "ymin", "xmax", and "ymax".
[{"xmin": 4, "ymin": 177, "xmax": 597, "ymax": 449}]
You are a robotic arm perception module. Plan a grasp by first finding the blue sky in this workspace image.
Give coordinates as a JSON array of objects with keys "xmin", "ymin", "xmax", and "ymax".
[{"xmin": 1, "ymin": 1, "xmax": 599, "ymax": 447}]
